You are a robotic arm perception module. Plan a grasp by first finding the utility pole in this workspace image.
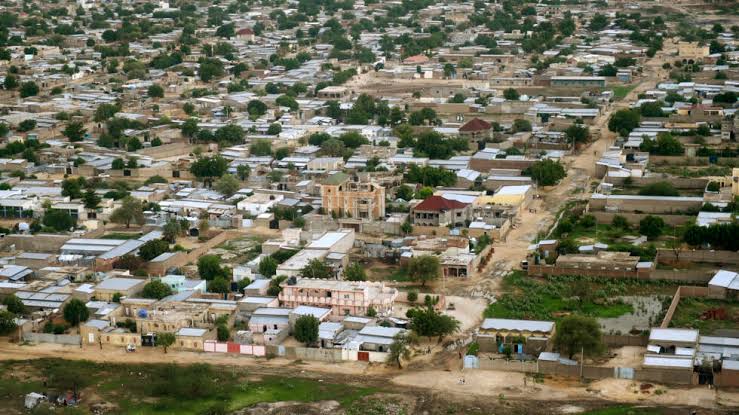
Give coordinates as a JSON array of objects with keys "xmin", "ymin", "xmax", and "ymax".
[{"xmin": 580, "ymin": 346, "xmax": 584, "ymax": 380}]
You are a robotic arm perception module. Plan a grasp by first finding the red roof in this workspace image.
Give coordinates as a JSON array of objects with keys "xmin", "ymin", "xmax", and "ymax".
[
  {"xmin": 413, "ymin": 196, "xmax": 468, "ymax": 211},
  {"xmin": 237, "ymin": 28, "xmax": 254, "ymax": 35},
  {"xmin": 459, "ymin": 118, "xmax": 492, "ymax": 132}
]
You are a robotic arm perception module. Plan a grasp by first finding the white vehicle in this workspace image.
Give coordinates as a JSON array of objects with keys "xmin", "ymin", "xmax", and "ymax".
[{"xmin": 126, "ymin": 344, "xmax": 136, "ymax": 352}]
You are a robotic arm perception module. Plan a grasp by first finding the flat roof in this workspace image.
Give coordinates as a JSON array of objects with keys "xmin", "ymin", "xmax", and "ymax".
[
  {"xmin": 649, "ymin": 328, "xmax": 699, "ymax": 344},
  {"xmin": 643, "ymin": 355, "xmax": 694, "ymax": 369},
  {"xmin": 306, "ymin": 231, "xmax": 351, "ymax": 250},
  {"xmin": 481, "ymin": 318, "xmax": 555, "ymax": 333},
  {"xmin": 95, "ymin": 277, "xmax": 145, "ymax": 292},
  {"xmin": 177, "ymin": 328, "xmax": 208, "ymax": 337}
]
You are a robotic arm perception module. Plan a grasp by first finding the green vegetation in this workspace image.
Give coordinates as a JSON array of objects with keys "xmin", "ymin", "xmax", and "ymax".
[
  {"xmin": 484, "ymin": 272, "xmax": 678, "ymax": 321},
  {"xmin": 670, "ymin": 297, "xmax": 739, "ymax": 334},
  {"xmin": 0, "ymin": 359, "xmax": 376, "ymax": 415},
  {"xmin": 611, "ymin": 84, "xmax": 637, "ymax": 100}
]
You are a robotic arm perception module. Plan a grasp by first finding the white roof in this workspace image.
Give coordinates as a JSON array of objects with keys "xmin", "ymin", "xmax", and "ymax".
[
  {"xmin": 481, "ymin": 318, "xmax": 554, "ymax": 333},
  {"xmin": 496, "ymin": 185, "xmax": 531, "ymax": 196},
  {"xmin": 95, "ymin": 277, "xmax": 144, "ymax": 291},
  {"xmin": 643, "ymin": 355, "xmax": 694, "ymax": 369},
  {"xmin": 177, "ymin": 327, "xmax": 208, "ymax": 337},
  {"xmin": 306, "ymin": 231, "xmax": 350, "ymax": 250},
  {"xmin": 649, "ymin": 328, "xmax": 699, "ymax": 344},
  {"xmin": 708, "ymin": 270, "xmax": 739, "ymax": 290}
]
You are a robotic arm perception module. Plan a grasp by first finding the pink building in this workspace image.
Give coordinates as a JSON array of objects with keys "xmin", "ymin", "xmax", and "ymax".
[{"xmin": 278, "ymin": 279, "xmax": 398, "ymax": 317}]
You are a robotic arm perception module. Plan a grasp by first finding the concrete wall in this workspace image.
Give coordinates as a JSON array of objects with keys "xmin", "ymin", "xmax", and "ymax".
[
  {"xmin": 660, "ymin": 286, "xmax": 710, "ymax": 328},
  {"xmin": 603, "ymin": 176, "xmax": 708, "ymax": 190},
  {"xmin": 602, "ymin": 335, "xmax": 648, "ymax": 348},
  {"xmin": 634, "ymin": 368, "xmax": 694, "ymax": 385},
  {"xmin": 23, "ymin": 332, "xmax": 81, "ymax": 345},
  {"xmin": 657, "ymin": 249, "xmax": 739, "ymax": 266},
  {"xmin": 590, "ymin": 211, "xmax": 694, "ymax": 226},
  {"xmin": 1, "ymin": 234, "xmax": 72, "ymax": 252},
  {"xmin": 477, "ymin": 358, "xmax": 538, "ymax": 372},
  {"xmin": 136, "ymin": 142, "xmax": 194, "ymax": 159}
]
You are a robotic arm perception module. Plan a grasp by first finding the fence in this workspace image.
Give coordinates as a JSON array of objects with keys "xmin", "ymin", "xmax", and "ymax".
[
  {"xmin": 660, "ymin": 285, "xmax": 710, "ymax": 328},
  {"xmin": 603, "ymin": 176, "xmax": 708, "ymax": 190},
  {"xmin": 203, "ymin": 340, "xmax": 266, "ymax": 356},
  {"xmin": 471, "ymin": 357, "xmax": 695, "ymax": 385},
  {"xmin": 602, "ymin": 335, "xmax": 648, "ymax": 348},
  {"xmin": 656, "ymin": 249, "xmax": 739, "ymax": 266},
  {"xmin": 23, "ymin": 333, "xmax": 81, "ymax": 346}
]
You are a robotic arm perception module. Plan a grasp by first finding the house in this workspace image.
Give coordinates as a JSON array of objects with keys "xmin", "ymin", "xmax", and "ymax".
[
  {"xmin": 350, "ymin": 326, "xmax": 404, "ymax": 352},
  {"xmin": 237, "ymin": 193, "xmax": 284, "ymax": 216},
  {"xmin": 550, "ymin": 76, "xmax": 606, "ymax": 88},
  {"xmin": 288, "ymin": 305, "xmax": 332, "ymax": 330},
  {"xmin": 458, "ymin": 118, "xmax": 492, "ymax": 145},
  {"xmin": 320, "ymin": 172, "xmax": 386, "ymax": 220},
  {"xmin": 410, "ymin": 196, "xmax": 472, "ymax": 227},
  {"xmin": 643, "ymin": 328, "xmax": 699, "ymax": 373},
  {"xmin": 708, "ymin": 270, "xmax": 739, "ymax": 299},
  {"xmin": 94, "ymin": 277, "xmax": 147, "ymax": 301},
  {"xmin": 477, "ymin": 318, "xmax": 555, "ymax": 354},
  {"xmin": 176, "ymin": 327, "xmax": 215, "ymax": 350},
  {"xmin": 236, "ymin": 27, "xmax": 255, "ymax": 42},
  {"xmin": 81, "ymin": 319, "xmax": 140, "ymax": 347},
  {"xmin": 279, "ymin": 278, "xmax": 398, "ymax": 317}
]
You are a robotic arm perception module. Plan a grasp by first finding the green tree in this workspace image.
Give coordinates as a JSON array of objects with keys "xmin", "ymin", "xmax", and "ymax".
[
  {"xmin": 527, "ymin": 159, "xmax": 566, "ymax": 186},
  {"xmin": 564, "ymin": 124, "xmax": 589, "ymax": 144},
  {"xmin": 639, "ymin": 133, "xmax": 684, "ymax": 156},
  {"xmin": 42, "ymin": 210, "xmax": 76, "ymax": 231},
  {"xmin": 387, "ymin": 331, "xmax": 418, "ymax": 368},
  {"xmin": 2, "ymin": 294, "xmax": 25, "ymax": 315},
  {"xmin": 142, "ymin": 280, "xmax": 173, "ymax": 300},
  {"xmin": 147, "ymin": 84, "xmax": 165, "ymax": 98},
  {"xmin": 63, "ymin": 121, "xmax": 86, "ymax": 142},
  {"xmin": 247, "ymin": 100, "xmax": 268, "ymax": 118},
  {"xmin": 110, "ymin": 196, "xmax": 145, "ymax": 228},
  {"xmin": 111, "ymin": 158, "xmax": 125, "ymax": 169},
  {"xmin": 214, "ymin": 124, "xmax": 245, "ymax": 144},
  {"xmin": 344, "ymin": 263, "xmax": 366, "ymax": 281},
  {"xmin": 408, "ymin": 305, "xmax": 460, "ymax": 341},
  {"xmin": 20, "ymin": 81, "xmax": 39, "ymax": 98},
  {"xmin": 639, "ymin": 101, "xmax": 665, "ymax": 117},
  {"xmin": 407, "ymin": 255, "xmax": 440, "ymax": 287},
  {"xmin": 18, "ymin": 119, "xmax": 36, "ymax": 132},
  {"xmin": 503, "ymin": 88, "xmax": 520, "ymax": 100},
  {"xmin": 300, "ymin": 258, "xmax": 333, "ymax": 279},
  {"xmin": 83, "ymin": 189, "xmax": 101, "ymax": 209},
  {"xmin": 198, "ymin": 255, "xmax": 228, "ymax": 280},
  {"xmin": 258, "ymin": 256, "xmax": 278, "ymax": 277},
  {"xmin": 162, "ymin": 218, "xmax": 182, "ymax": 243},
  {"xmin": 639, "ymin": 215, "xmax": 665, "ymax": 240},
  {"xmin": 217, "ymin": 324, "xmax": 230, "ymax": 341},
  {"xmin": 553, "ymin": 315, "xmax": 604, "ymax": 359},
  {"xmin": 267, "ymin": 123, "xmax": 282, "ymax": 135},
  {"xmin": 293, "ymin": 314, "xmax": 319, "ymax": 346},
  {"xmin": 138, "ymin": 239, "xmax": 170, "ymax": 261},
  {"xmin": 156, "ymin": 332, "xmax": 176, "ymax": 353},
  {"xmin": 62, "ymin": 298, "xmax": 89, "ymax": 326},
  {"xmin": 236, "ymin": 164, "xmax": 251, "ymax": 181},
  {"xmin": 181, "ymin": 118, "xmax": 199, "ymax": 138},
  {"xmin": 3, "ymin": 74, "xmax": 18, "ymax": 90},
  {"xmin": 208, "ymin": 277, "xmax": 230, "ymax": 295},
  {"xmin": 608, "ymin": 109, "xmax": 640, "ymax": 137},
  {"xmin": 214, "ymin": 174, "xmax": 240, "ymax": 197},
  {"xmin": 190, "ymin": 155, "xmax": 228, "ymax": 187},
  {"xmin": 249, "ymin": 139, "xmax": 272, "ymax": 156},
  {"xmin": 0, "ymin": 311, "xmax": 17, "ymax": 335}
]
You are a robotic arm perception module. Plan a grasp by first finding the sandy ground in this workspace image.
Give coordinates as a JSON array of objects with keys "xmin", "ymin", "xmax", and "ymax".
[
  {"xmin": 601, "ymin": 346, "xmax": 645, "ymax": 368},
  {"xmin": 3, "ymin": 342, "xmax": 736, "ymax": 411}
]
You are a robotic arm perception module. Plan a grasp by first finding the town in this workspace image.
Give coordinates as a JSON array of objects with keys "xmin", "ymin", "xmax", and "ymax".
[{"xmin": 0, "ymin": 0, "xmax": 737, "ymax": 413}]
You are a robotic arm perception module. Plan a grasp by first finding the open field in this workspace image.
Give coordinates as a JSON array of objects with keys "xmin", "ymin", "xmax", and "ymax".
[
  {"xmin": 669, "ymin": 297, "xmax": 739, "ymax": 334},
  {"xmin": 484, "ymin": 272, "xmax": 677, "ymax": 329}
]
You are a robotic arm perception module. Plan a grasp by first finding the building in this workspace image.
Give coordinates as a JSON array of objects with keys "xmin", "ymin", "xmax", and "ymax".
[
  {"xmin": 320, "ymin": 173, "xmax": 385, "ymax": 220},
  {"xmin": 94, "ymin": 277, "xmax": 147, "ymax": 301},
  {"xmin": 458, "ymin": 118, "xmax": 492, "ymax": 145},
  {"xmin": 410, "ymin": 195, "xmax": 472, "ymax": 227},
  {"xmin": 176, "ymin": 327, "xmax": 215, "ymax": 350},
  {"xmin": 279, "ymin": 278, "xmax": 398, "ymax": 317},
  {"xmin": 550, "ymin": 76, "xmax": 606, "ymax": 88},
  {"xmin": 708, "ymin": 270, "xmax": 739, "ymax": 299},
  {"xmin": 478, "ymin": 318, "xmax": 555, "ymax": 354},
  {"xmin": 81, "ymin": 319, "xmax": 140, "ymax": 347}
]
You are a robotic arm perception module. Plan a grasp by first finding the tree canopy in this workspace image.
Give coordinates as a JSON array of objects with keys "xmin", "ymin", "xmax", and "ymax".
[
  {"xmin": 63, "ymin": 298, "xmax": 89, "ymax": 326},
  {"xmin": 294, "ymin": 315, "xmax": 320, "ymax": 346},
  {"xmin": 407, "ymin": 255, "xmax": 440, "ymax": 287},
  {"xmin": 142, "ymin": 280, "xmax": 173, "ymax": 300},
  {"xmin": 553, "ymin": 315, "xmax": 603, "ymax": 359}
]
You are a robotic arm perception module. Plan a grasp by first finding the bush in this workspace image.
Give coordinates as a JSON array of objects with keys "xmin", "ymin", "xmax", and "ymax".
[
  {"xmin": 611, "ymin": 215, "xmax": 629, "ymax": 229},
  {"xmin": 407, "ymin": 290, "xmax": 418, "ymax": 303}
]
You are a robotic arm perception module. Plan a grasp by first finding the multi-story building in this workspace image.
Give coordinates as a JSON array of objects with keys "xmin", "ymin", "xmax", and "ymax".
[
  {"xmin": 278, "ymin": 278, "xmax": 398, "ymax": 317},
  {"xmin": 320, "ymin": 172, "xmax": 385, "ymax": 220},
  {"xmin": 410, "ymin": 195, "xmax": 472, "ymax": 227}
]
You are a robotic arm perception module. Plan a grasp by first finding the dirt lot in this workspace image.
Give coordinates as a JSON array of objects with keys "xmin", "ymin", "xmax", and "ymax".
[{"xmin": 1, "ymin": 342, "xmax": 736, "ymax": 413}]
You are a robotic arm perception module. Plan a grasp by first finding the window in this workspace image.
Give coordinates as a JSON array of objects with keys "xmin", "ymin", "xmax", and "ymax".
[
  {"xmin": 343, "ymin": 309, "xmax": 350, "ymax": 315},
  {"xmin": 273, "ymin": 324, "xmax": 277, "ymax": 330}
]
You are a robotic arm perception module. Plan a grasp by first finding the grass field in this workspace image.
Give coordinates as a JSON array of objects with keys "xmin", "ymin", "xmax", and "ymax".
[
  {"xmin": 0, "ymin": 359, "xmax": 376, "ymax": 415},
  {"xmin": 100, "ymin": 232, "xmax": 142, "ymax": 240},
  {"xmin": 612, "ymin": 84, "xmax": 638, "ymax": 100},
  {"xmin": 669, "ymin": 297, "xmax": 739, "ymax": 334}
]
